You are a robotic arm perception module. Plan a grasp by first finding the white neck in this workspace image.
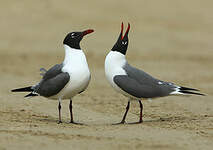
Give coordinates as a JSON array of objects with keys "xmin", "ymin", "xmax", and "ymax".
[
  {"xmin": 105, "ymin": 51, "xmax": 127, "ymax": 68},
  {"xmin": 105, "ymin": 51, "xmax": 127, "ymax": 90},
  {"xmin": 63, "ymin": 44, "xmax": 83, "ymax": 64}
]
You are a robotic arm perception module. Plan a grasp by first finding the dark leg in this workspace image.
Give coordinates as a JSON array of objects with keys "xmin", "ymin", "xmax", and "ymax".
[
  {"xmin": 69, "ymin": 99, "xmax": 83, "ymax": 125},
  {"xmin": 58, "ymin": 101, "xmax": 62, "ymax": 124},
  {"xmin": 138, "ymin": 100, "xmax": 143, "ymax": 123},
  {"xmin": 114, "ymin": 101, "xmax": 130, "ymax": 124},
  {"xmin": 69, "ymin": 99, "xmax": 74, "ymax": 123},
  {"xmin": 121, "ymin": 101, "xmax": 130, "ymax": 123}
]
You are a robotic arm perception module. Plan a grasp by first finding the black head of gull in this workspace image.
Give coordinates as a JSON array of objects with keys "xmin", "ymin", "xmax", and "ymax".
[
  {"xmin": 11, "ymin": 29, "xmax": 94, "ymax": 124},
  {"xmin": 63, "ymin": 29, "xmax": 94, "ymax": 49},
  {"xmin": 105, "ymin": 23, "xmax": 205, "ymax": 125},
  {"xmin": 111, "ymin": 23, "xmax": 130, "ymax": 55}
]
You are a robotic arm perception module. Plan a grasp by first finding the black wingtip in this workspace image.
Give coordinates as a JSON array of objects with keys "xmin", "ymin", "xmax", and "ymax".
[
  {"xmin": 179, "ymin": 90, "xmax": 206, "ymax": 96},
  {"xmin": 11, "ymin": 86, "xmax": 33, "ymax": 92},
  {"xmin": 180, "ymin": 86, "xmax": 200, "ymax": 91}
]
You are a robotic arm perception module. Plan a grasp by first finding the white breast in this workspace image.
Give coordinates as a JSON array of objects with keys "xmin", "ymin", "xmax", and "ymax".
[
  {"xmin": 105, "ymin": 51, "xmax": 127, "ymax": 94},
  {"xmin": 105, "ymin": 51, "xmax": 141, "ymax": 100},
  {"xmin": 52, "ymin": 45, "xmax": 91, "ymax": 99}
]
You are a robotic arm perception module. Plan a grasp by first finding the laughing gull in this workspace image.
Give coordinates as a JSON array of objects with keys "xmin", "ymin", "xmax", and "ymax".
[
  {"xmin": 12, "ymin": 29, "xmax": 94, "ymax": 124},
  {"xmin": 105, "ymin": 23, "xmax": 205, "ymax": 124}
]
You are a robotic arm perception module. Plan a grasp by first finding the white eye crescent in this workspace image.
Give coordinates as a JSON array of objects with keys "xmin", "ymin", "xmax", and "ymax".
[
  {"xmin": 71, "ymin": 33, "xmax": 75, "ymax": 38},
  {"xmin": 122, "ymin": 41, "xmax": 127, "ymax": 45}
]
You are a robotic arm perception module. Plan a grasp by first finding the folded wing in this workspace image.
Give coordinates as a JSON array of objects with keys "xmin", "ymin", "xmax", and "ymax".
[
  {"xmin": 114, "ymin": 75, "xmax": 175, "ymax": 98},
  {"xmin": 34, "ymin": 64, "xmax": 70, "ymax": 97}
]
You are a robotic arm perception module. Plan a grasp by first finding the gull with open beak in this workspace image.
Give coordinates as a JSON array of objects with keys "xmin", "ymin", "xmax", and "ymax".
[{"xmin": 105, "ymin": 23, "xmax": 204, "ymax": 124}]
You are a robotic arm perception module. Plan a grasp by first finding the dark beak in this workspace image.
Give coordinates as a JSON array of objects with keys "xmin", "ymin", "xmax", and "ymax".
[{"xmin": 82, "ymin": 29, "xmax": 94, "ymax": 36}]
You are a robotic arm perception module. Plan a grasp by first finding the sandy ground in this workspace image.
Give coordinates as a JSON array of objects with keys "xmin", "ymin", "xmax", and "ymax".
[{"xmin": 0, "ymin": 0, "xmax": 213, "ymax": 150}]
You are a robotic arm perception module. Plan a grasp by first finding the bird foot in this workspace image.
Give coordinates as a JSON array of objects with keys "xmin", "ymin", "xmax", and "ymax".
[
  {"xmin": 113, "ymin": 119, "xmax": 143, "ymax": 125},
  {"xmin": 112, "ymin": 121, "xmax": 126, "ymax": 125},
  {"xmin": 57, "ymin": 120, "xmax": 62, "ymax": 124},
  {"xmin": 69, "ymin": 121, "xmax": 84, "ymax": 125}
]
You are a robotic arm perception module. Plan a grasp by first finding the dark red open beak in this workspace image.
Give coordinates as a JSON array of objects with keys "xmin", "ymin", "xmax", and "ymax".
[
  {"xmin": 120, "ymin": 22, "xmax": 130, "ymax": 40},
  {"xmin": 82, "ymin": 29, "xmax": 94, "ymax": 36}
]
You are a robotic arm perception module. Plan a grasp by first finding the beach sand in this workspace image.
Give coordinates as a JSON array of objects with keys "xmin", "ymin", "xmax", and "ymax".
[{"xmin": 0, "ymin": 0, "xmax": 213, "ymax": 149}]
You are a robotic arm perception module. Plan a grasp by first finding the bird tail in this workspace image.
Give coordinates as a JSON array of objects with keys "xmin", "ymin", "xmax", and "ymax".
[
  {"xmin": 24, "ymin": 92, "xmax": 38, "ymax": 98},
  {"xmin": 11, "ymin": 86, "xmax": 38, "ymax": 98},
  {"xmin": 11, "ymin": 86, "xmax": 33, "ymax": 92},
  {"xmin": 171, "ymin": 86, "xmax": 205, "ymax": 96}
]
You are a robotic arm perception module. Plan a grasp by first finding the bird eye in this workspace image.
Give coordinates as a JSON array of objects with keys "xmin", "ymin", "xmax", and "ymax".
[
  {"xmin": 122, "ymin": 41, "xmax": 127, "ymax": 45},
  {"xmin": 71, "ymin": 33, "xmax": 75, "ymax": 38}
]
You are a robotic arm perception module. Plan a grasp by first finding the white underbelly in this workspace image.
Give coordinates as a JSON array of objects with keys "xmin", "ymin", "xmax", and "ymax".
[
  {"xmin": 105, "ymin": 51, "xmax": 141, "ymax": 100},
  {"xmin": 62, "ymin": 73, "xmax": 90, "ymax": 99},
  {"xmin": 49, "ymin": 47, "xmax": 91, "ymax": 100},
  {"xmin": 50, "ymin": 72, "xmax": 90, "ymax": 100}
]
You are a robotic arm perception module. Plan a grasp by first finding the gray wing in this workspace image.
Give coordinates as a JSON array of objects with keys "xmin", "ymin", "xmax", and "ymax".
[
  {"xmin": 33, "ymin": 64, "xmax": 70, "ymax": 97},
  {"xmin": 124, "ymin": 63, "xmax": 177, "ymax": 86},
  {"xmin": 114, "ymin": 75, "xmax": 176, "ymax": 99},
  {"xmin": 123, "ymin": 63, "xmax": 160, "ymax": 85},
  {"xmin": 42, "ymin": 64, "xmax": 63, "ymax": 81},
  {"xmin": 35, "ymin": 72, "xmax": 70, "ymax": 97},
  {"xmin": 40, "ymin": 68, "xmax": 47, "ymax": 77}
]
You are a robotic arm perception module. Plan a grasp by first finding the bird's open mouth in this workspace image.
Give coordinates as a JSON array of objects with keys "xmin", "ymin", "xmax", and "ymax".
[{"xmin": 120, "ymin": 22, "xmax": 130, "ymax": 40}]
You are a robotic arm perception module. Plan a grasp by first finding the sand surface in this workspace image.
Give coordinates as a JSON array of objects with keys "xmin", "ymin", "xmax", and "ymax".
[{"xmin": 0, "ymin": 0, "xmax": 213, "ymax": 150}]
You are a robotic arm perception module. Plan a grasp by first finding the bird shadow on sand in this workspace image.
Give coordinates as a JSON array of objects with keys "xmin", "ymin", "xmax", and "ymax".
[
  {"xmin": 144, "ymin": 117, "xmax": 174, "ymax": 122},
  {"xmin": 34, "ymin": 118, "xmax": 167, "ymax": 126},
  {"xmin": 32, "ymin": 114, "xmax": 192, "ymax": 126},
  {"xmin": 110, "ymin": 117, "xmax": 174, "ymax": 125},
  {"xmin": 104, "ymin": 115, "xmax": 194, "ymax": 126},
  {"xmin": 34, "ymin": 117, "xmax": 87, "ymax": 126}
]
